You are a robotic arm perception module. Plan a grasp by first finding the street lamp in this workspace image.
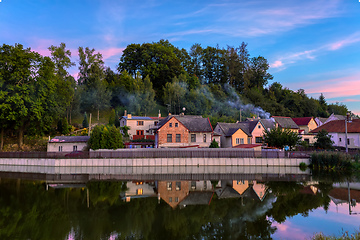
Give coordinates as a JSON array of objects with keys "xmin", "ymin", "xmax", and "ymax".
[{"xmin": 345, "ymin": 112, "xmax": 352, "ymax": 153}]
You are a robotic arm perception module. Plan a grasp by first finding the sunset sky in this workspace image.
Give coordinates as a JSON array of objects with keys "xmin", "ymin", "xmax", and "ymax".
[{"xmin": 1, "ymin": 0, "xmax": 360, "ymax": 115}]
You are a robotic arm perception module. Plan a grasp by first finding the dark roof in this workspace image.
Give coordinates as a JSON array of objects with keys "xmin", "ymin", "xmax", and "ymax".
[
  {"xmin": 179, "ymin": 191, "xmax": 213, "ymax": 206},
  {"xmin": 120, "ymin": 116, "xmax": 153, "ymax": 120},
  {"xmin": 216, "ymin": 122, "xmax": 252, "ymax": 136},
  {"xmin": 260, "ymin": 119, "xmax": 276, "ymax": 130},
  {"xmin": 310, "ymin": 119, "xmax": 360, "ymax": 133},
  {"xmin": 158, "ymin": 115, "xmax": 213, "ymax": 132},
  {"xmin": 233, "ymin": 144, "xmax": 262, "ymax": 149},
  {"xmin": 216, "ymin": 186, "xmax": 241, "ymax": 199},
  {"xmin": 272, "ymin": 116, "xmax": 299, "ymax": 129},
  {"xmin": 292, "ymin": 117, "xmax": 314, "ymax": 126},
  {"xmin": 49, "ymin": 136, "xmax": 90, "ymax": 143},
  {"xmin": 316, "ymin": 117, "xmax": 328, "ymax": 124}
]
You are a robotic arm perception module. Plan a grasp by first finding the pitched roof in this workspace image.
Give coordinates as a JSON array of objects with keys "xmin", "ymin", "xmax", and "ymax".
[
  {"xmin": 158, "ymin": 115, "xmax": 213, "ymax": 132},
  {"xmin": 260, "ymin": 119, "xmax": 276, "ymax": 130},
  {"xmin": 179, "ymin": 192, "xmax": 213, "ymax": 206},
  {"xmin": 49, "ymin": 136, "xmax": 90, "ymax": 143},
  {"xmin": 272, "ymin": 116, "xmax": 299, "ymax": 129},
  {"xmin": 216, "ymin": 122, "xmax": 252, "ymax": 136},
  {"xmin": 120, "ymin": 116, "xmax": 153, "ymax": 120},
  {"xmin": 292, "ymin": 117, "xmax": 314, "ymax": 126},
  {"xmin": 233, "ymin": 144, "xmax": 262, "ymax": 149},
  {"xmin": 310, "ymin": 119, "xmax": 360, "ymax": 133}
]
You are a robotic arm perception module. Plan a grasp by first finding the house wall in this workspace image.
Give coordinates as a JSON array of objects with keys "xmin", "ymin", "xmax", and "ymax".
[
  {"xmin": 120, "ymin": 117, "xmax": 158, "ymax": 140},
  {"xmin": 299, "ymin": 118, "xmax": 318, "ymax": 134},
  {"xmin": 300, "ymin": 134, "xmax": 316, "ymax": 144},
  {"xmin": 231, "ymin": 129, "xmax": 251, "ymax": 147},
  {"xmin": 251, "ymin": 121, "xmax": 266, "ymax": 144},
  {"xmin": 157, "ymin": 118, "xmax": 189, "ymax": 148},
  {"xmin": 232, "ymin": 180, "xmax": 250, "ymax": 195},
  {"xmin": 158, "ymin": 181, "xmax": 189, "ymax": 208},
  {"xmin": 188, "ymin": 132, "xmax": 212, "ymax": 147},
  {"xmin": 330, "ymin": 133, "xmax": 360, "ymax": 149},
  {"xmin": 47, "ymin": 142, "xmax": 88, "ymax": 152},
  {"xmin": 214, "ymin": 125, "xmax": 228, "ymax": 148}
]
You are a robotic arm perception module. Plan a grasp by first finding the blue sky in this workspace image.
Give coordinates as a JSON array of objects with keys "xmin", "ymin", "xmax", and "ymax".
[{"xmin": 1, "ymin": 0, "xmax": 360, "ymax": 115}]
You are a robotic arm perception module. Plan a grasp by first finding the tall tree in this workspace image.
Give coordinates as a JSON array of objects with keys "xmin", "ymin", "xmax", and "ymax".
[{"xmin": 78, "ymin": 47, "xmax": 111, "ymax": 120}]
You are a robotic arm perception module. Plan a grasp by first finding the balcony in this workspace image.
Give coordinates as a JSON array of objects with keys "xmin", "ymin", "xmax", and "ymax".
[{"xmin": 132, "ymin": 135, "xmax": 155, "ymax": 141}]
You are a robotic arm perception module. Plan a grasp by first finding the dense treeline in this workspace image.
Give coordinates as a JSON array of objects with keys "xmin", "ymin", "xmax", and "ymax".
[{"xmin": 0, "ymin": 41, "xmax": 348, "ymax": 149}]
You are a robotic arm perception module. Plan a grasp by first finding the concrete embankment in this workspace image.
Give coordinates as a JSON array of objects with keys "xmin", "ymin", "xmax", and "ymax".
[{"xmin": 0, "ymin": 157, "xmax": 309, "ymax": 167}]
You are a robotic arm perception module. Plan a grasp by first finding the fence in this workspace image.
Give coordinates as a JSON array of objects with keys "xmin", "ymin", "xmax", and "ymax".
[{"xmin": 0, "ymin": 149, "xmax": 312, "ymax": 159}]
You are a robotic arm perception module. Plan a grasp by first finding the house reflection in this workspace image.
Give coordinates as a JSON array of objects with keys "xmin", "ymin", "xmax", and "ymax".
[{"xmin": 120, "ymin": 181, "xmax": 157, "ymax": 202}]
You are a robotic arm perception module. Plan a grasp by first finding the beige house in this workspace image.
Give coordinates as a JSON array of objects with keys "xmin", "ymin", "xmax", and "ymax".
[
  {"xmin": 292, "ymin": 117, "xmax": 318, "ymax": 144},
  {"xmin": 271, "ymin": 116, "xmax": 299, "ymax": 133},
  {"xmin": 119, "ymin": 113, "xmax": 163, "ymax": 141}
]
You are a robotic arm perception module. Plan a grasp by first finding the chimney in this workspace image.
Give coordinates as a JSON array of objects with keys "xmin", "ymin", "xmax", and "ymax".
[
  {"xmin": 124, "ymin": 110, "xmax": 127, "ymax": 116},
  {"xmin": 127, "ymin": 114, "xmax": 132, "ymax": 119},
  {"xmin": 158, "ymin": 110, "xmax": 161, "ymax": 118},
  {"xmin": 168, "ymin": 112, "xmax": 171, "ymax": 116}
]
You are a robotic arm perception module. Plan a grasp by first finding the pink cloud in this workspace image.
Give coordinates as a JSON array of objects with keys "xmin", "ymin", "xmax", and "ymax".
[
  {"xmin": 270, "ymin": 60, "xmax": 283, "ymax": 68},
  {"xmin": 329, "ymin": 32, "xmax": 360, "ymax": 50},
  {"xmin": 99, "ymin": 47, "xmax": 124, "ymax": 60},
  {"xmin": 272, "ymin": 221, "xmax": 310, "ymax": 240}
]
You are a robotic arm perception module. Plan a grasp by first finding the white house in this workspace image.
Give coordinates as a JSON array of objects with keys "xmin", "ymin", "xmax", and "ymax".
[{"xmin": 47, "ymin": 136, "xmax": 90, "ymax": 152}]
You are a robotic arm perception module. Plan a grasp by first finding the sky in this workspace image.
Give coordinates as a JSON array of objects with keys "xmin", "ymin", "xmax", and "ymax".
[{"xmin": 1, "ymin": 0, "xmax": 360, "ymax": 115}]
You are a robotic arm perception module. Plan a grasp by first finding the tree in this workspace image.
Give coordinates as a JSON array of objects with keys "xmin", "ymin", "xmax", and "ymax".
[
  {"xmin": 0, "ymin": 44, "xmax": 59, "ymax": 147},
  {"xmin": 314, "ymin": 129, "xmax": 334, "ymax": 150},
  {"xmin": 78, "ymin": 46, "xmax": 111, "ymax": 120},
  {"xmin": 209, "ymin": 139, "xmax": 219, "ymax": 148},
  {"xmin": 88, "ymin": 125, "xmax": 123, "ymax": 150},
  {"xmin": 263, "ymin": 127, "xmax": 301, "ymax": 150},
  {"xmin": 82, "ymin": 112, "xmax": 89, "ymax": 129}
]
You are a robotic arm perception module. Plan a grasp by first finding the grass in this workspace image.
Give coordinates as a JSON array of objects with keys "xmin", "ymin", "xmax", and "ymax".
[{"xmin": 310, "ymin": 231, "xmax": 360, "ymax": 240}]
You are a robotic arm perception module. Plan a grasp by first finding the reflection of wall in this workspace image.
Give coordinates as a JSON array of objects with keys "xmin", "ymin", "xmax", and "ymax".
[
  {"xmin": 189, "ymin": 180, "xmax": 214, "ymax": 191},
  {"xmin": 232, "ymin": 180, "xmax": 250, "ymax": 195},
  {"xmin": 122, "ymin": 181, "xmax": 156, "ymax": 202},
  {"xmin": 251, "ymin": 181, "xmax": 267, "ymax": 201},
  {"xmin": 158, "ymin": 181, "xmax": 189, "ymax": 208}
]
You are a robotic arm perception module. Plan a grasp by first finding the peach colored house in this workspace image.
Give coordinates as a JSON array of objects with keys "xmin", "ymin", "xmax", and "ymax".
[
  {"xmin": 292, "ymin": 117, "xmax": 318, "ymax": 144},
  {"xmin": 155, "ymin": 115, "xmax": 213, "ymax": 148},
  {"xmin": 214, "ymin": 122, "xmax": 252, "ymax": 148},
  {"xmin": 271, "ymin": 116, "xmax": 299, "ymax": 133}
]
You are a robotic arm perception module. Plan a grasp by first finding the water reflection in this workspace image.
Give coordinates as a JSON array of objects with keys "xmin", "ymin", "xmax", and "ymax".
[{"xmin": 0, "ymin": 176, "xmax": 359, "ymax": 240}]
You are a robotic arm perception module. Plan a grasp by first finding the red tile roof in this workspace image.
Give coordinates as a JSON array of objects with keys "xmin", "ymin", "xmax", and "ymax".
[
  {"xmin": 233, "ymin": 144, "xmax": 262, "ymax": 148},
  {"xmin": 310, "ymin": 119, "xmax": 360, "ymax": 133},
  {"xmin": 292, "ymin": 117, "xmax": 313, "ymax": 126}
]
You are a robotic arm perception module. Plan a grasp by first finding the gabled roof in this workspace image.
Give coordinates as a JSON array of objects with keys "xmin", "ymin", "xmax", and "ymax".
[
  {"xmin": 179, "ymin": 192, "xmax": 213, "ymax": 206},
  {"xmin": 120, "ymin": 116, "xmax": 154, "ymax": 120},
  {"xmin": 292, "ymin": 117, "xmax": 314, "ymax": 126},
  {"xmin": 216, "ymin": 186, "xmax": 241, "ymax": 199},
  {"xmin": 310, "ymin": 119, "xmax": 360, "ymax": 134},
  {"xmin": 233, "ymin": 144, "xmax": 262, "ymax": 149},
  {"xmin": 49, "ymin": 136, "xmax": 90, "ymax": 143},
  {"xmin": 158, "ymin": 115, "xmax": 213, "ymax": 132},
  {"xmin": 216, "ymin": 122, "xmax": 252, "ymax": 136},
  {"xmin": 272, "ymin": 116, "xmax": 299, "ymax": 129},
  {"xmin": 260, "ymin": 119, "xmax": 276, "ymax": 131}
]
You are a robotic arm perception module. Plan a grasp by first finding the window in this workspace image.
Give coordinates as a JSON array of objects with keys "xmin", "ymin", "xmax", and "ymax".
[
  {"xmin": 191, "ymin": 134, "xmax": 196, "ymax": 142},
  {"xmin": 136, "ymin": 189, "xmax": 143, "ymax": 195},
  {"xmin": 191, "ymin": 181, "xmax": 196, "ymax": 190},
  {"xmin": 175, "ymin": 197, "xmax": 179, "ymax": 202},
  {"xmin": 176, "ymin": 134, "xmax": 181, "ymax": 142},
  {"xmin": 175, "ymin": 123, "xmax": 178, "ymax": 127},
  {"xmin": 247, "ymin": 138, "xmax": 251, "ymax": 144},
  {"xmin": 167, "ymin": 134, "xmax": 172, "ymax": 142},
  {"xmin": 203, "ymin": 134, "xmax": 207, "ymax": 142},
  {"xmin": 169, "ymin": 197, "xmax": 172, "ymax": 202},
  {"xmin": 176, "ymin": 182, "xmax": 181, "ymax": 190},
  {"xmin": 73, "ymin": 145, "xmax": 77, "ymax": 151},
  {"xmin": 137, "ymin": 121, "xmax": 144, "ymax": 126},
  {"xmin": 304, "ymin": 139, "xmax": 309, "ymax": 143},
  {"xmin": 236, "ymin": 138, "xmax": 240, "ymax": 145},
  {"xmin": 348, "ymin": 138, "xmax": 350, "ymax": 145},
  {"xmin": 240, "ymin": 138, "xmax": 244, "ymax": 144},
  {"xmin": 258, "ymin": 125, "xmax": 261, "ymax": 129},
  {"xmin": 136, "ymin": 130, "xmax": 144, "ymax": 135},
  {"xmin": 169, "ymin": 123, "xmax": 173, "ymax": 127},
  {"xmin": 203, "ymin": 181, "xmax": 207, "ymax": 190},
  {"xmin": 167, "ymin": 182, "xmax": 172, "ymax": 191},
  {"xmin": 59, "ymin": 146, "xmax": 63, "ymax": 152},
  {"xmin": 339, "ymin": 138, "xmax": 342, "ymax": 142},
  {"xmin": 255, "ymin": 137, "xmax": 263, "ymax": 143}
]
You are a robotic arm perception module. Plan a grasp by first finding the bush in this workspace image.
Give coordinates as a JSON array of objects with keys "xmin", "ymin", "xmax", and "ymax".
[
  {"xmin": 88, "ymin": 125, "xmax": 124, "ymax": 150},
  {"xmin": 299, "ymin": 162, "xmax": 307, "ymax": 171},
  {"xmin": 310, "ymin": 152, "xmax": 352, "ymax": 171}
]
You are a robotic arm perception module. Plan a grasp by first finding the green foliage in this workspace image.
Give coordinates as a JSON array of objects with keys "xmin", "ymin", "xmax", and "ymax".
[
  {"xmin": 310, "ymin": 152, "xmax": 353, "ymax": 171},
  {"xmin": 314, "ymin": 129, "xmax": 334, "ymax": 150},
  {"xmin": 57, "ymin": 118, "xmax": 70, "ymax": 135},
  {"xmin": 82, "ymin": 112, "xmax": 89, "ymax": 129},
  {"xmin": 299, "ymin": 162, "xmax": 307, "ymax": 171},
  {"xmin": 88, "ymin": 125, "xmax": 124, "ymax": 150},
  {"xmin": 263, "ymin": 127, "xmax": 301, "ymax": 150},
  {"xmin": 209, "ymin": 139, "xmax": 219, "ymax": 148}
]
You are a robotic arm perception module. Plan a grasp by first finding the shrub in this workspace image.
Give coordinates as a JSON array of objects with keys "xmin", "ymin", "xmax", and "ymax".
[{"xmin": 310, "ymin": 152, "xmax": 352, "ymax": 171}]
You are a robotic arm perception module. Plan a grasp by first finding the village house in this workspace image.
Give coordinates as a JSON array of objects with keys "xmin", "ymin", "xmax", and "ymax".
[
  {"xmin": 47, "ymin": 136, "xmax": 90, "ymax": 152},
  {"xmin": 119, "ymin": 112, "xmax": 163, "ymax": 141},
  {"xmin": 310, "ymin": 119, "xmax": 360, "ymax": 149},
  {"xmin": 271, "ymin": 116, "xmax": 299, "ymax": 132},
  {"xmin": 292, "ymin": 117, "xmax": 318, "ymax": 144},
  {"xmin": 214, "ymin": 122, "xmax": 252, "ymax": 148},
  {"xmin": 155, "ymin": 115, "xmax": 214, "ymax": 148}
]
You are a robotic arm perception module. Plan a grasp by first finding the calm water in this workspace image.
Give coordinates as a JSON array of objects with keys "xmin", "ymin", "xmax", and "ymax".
[{"xmin": 0, "ymin": 171, "xmax": 359, "ymax": 240}]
